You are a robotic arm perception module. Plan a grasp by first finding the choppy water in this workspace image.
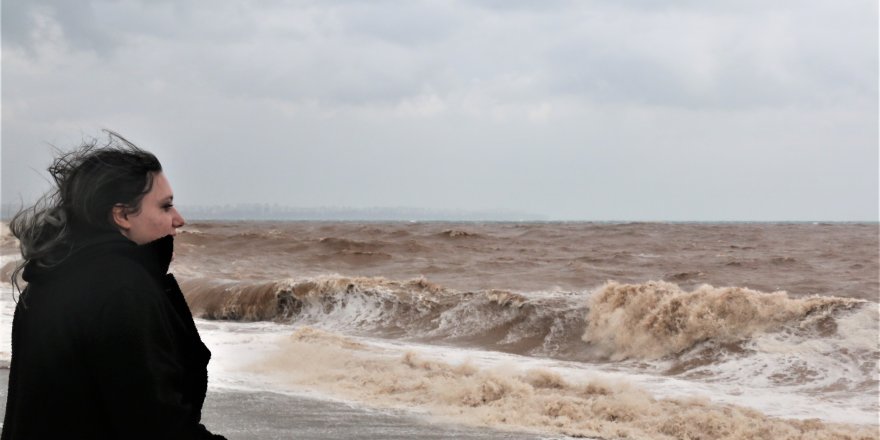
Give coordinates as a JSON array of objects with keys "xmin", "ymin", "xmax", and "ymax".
[{"xmin": 2, "ymin": 221, "xmax": 878, "ymax": 439}]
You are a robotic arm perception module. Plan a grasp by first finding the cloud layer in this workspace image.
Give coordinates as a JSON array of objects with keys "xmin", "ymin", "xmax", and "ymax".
[{"xmin": 3, "ymin": 0, "xmax": 877, "ymax": 220}]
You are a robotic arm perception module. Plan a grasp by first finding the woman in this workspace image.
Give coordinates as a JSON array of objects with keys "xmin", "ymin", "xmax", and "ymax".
[{"xmin": 2, "ymin": 133, "xmax": 225, "ymax": 439}]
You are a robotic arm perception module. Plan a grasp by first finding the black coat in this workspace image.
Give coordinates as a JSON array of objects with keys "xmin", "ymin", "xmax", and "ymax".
[{"xmin": 2, "ymin": 233, "xmax": 225, "ymax": 439}]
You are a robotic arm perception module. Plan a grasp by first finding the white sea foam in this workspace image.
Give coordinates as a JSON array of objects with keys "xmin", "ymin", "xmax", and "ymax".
[
  {"xmin": 196, "ymin": 319, "xmax": 880, "ymax": 427},
  {"xmin": 199, "ymin": 323, "xmax": 876, "ymax": 439}
]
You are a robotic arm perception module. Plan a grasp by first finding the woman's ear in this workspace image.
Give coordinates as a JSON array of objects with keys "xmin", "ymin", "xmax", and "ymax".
[{"xmin": 111, "ymin": 204, "xmax": 131, "ymax": 231}]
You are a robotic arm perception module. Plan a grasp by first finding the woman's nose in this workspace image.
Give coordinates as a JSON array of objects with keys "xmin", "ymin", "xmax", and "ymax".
[{"xmin": 173, "ymin": 208, "xmax": 186, "ymax": 228}]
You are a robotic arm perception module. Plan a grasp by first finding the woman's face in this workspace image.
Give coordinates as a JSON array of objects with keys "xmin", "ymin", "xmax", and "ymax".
[{"xmin": 113, "ymin": 172, "xmax": 185, "ymax": 245}]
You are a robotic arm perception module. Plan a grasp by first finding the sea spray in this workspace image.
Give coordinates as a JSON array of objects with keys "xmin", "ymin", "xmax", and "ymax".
[{"xmin": 583, "ymin": 281, "xmax": 865, "ymax": 360}]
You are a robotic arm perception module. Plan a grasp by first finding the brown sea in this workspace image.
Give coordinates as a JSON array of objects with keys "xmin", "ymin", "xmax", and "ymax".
[{"xmin": 2, "ymin": 221, "xmax": 878, "ymax": 439}]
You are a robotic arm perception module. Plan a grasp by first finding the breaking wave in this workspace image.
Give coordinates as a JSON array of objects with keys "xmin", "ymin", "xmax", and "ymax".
[
  {"xmin": 181, "ymin": 275, "xmax": 588, "ymax": 360},
  {"xmin": 583, "ymin": 281, "xmax": 865, "ymax": 360},
  {"xmin": 181, "ymin": 277, "xmax": 870, "ymax": 368}
]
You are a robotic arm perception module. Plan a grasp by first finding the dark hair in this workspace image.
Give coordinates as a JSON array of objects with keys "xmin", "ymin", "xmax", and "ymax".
[{"xmin": 9, "ymin": 131, "xmax": 162, "ymax": 297}]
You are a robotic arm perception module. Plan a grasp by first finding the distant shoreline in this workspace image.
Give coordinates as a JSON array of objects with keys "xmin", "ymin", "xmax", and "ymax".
[
  {"xmin": 4, "ymin": 203, "xmax": 877, "ymax": 223},
  {"xmin": 176, "ymin": 220, "xmax": 880, "ymax": 225},
  {"xmin": 1, "ymin": 218, "xmax": 878, "ymax": 225}
]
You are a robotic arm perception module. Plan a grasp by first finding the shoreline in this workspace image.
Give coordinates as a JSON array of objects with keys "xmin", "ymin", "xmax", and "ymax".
[
  {"xmin": 0, "ymin": 368, "xmax": 565, "ymax": 439},
  {"xmin": 202, "ymin": 386, "xmax": 564, "ymax": 439}
]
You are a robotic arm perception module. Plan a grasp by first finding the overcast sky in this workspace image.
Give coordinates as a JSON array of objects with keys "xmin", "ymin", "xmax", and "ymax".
[{"xmin": 2, "ymin": 0, "xmax": 877, "ymax": 221}]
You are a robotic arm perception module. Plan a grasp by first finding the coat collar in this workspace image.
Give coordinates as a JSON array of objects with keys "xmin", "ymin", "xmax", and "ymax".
[
  {"xmin": 23, "ymin": 233, "xmax": 175, "ymax": 282},
  {"xmin": 130, "ymin": 234, "xmax": 175, "ymax": 278}
]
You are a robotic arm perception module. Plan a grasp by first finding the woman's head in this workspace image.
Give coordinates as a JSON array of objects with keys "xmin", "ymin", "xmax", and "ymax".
[
  {"xmin": 52, "ymin": 135, "xmax": 165, "ymax": 235},
  {"xmin": 111, "ymin": 171, "xmax": 185, "ymax": 244},
  {"xmin": 10, "ymin": 131, "xmax": 183, "ymax": 271}
]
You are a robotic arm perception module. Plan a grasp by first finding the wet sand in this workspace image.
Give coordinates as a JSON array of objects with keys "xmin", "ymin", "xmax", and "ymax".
[
  {"xmin": 201, "ymin": 387, "xmax": 561, "ymax": 439},
  {"xmin": 0, "ymin": 368, "xmax": 561, "ymax": 439}
]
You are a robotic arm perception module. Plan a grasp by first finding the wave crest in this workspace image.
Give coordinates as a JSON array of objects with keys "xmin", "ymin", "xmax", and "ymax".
[
  {"xmin": 181, "ymin": 276, "xmax": 588, "ymax": 360},
  {"xmin": 583, "ymin": 281, "xmax": 864, "ymax": 360}
]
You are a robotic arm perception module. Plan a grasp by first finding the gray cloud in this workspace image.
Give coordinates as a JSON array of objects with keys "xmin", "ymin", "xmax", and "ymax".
[
  {"xmin": 3, "ymin": 0, "xmax": 117, "ymax": 55},
  {"xmin": 2, "ymin": 0, "xmax": 876, "ymax": 220}
]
